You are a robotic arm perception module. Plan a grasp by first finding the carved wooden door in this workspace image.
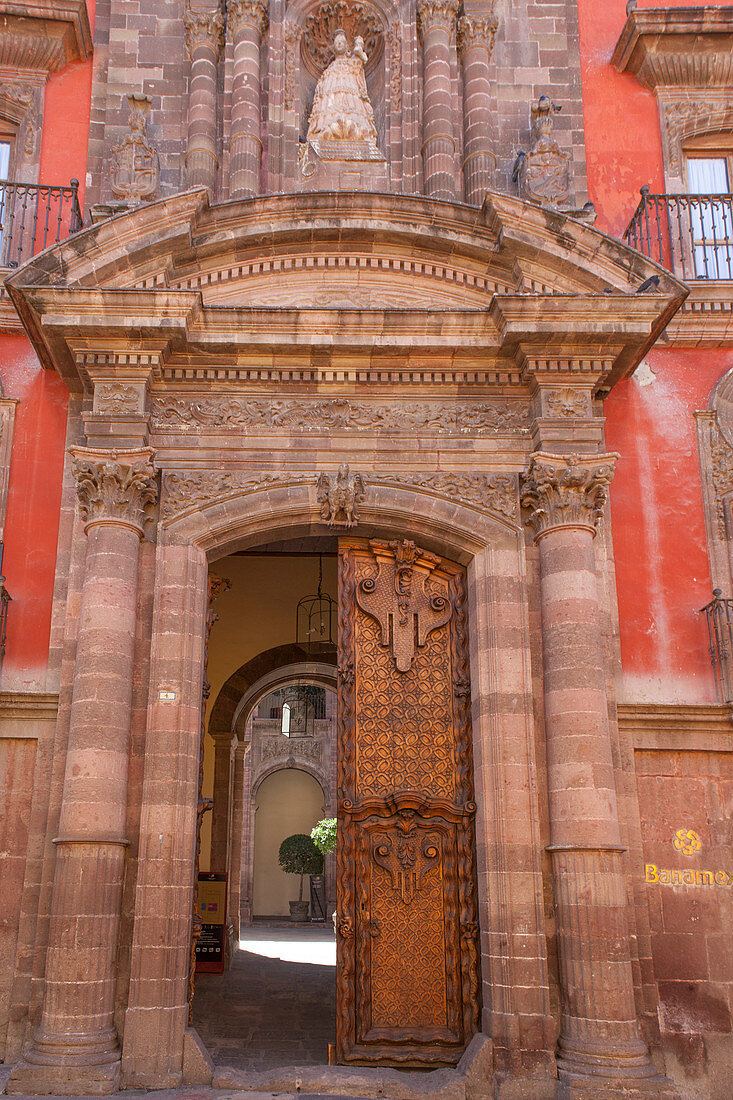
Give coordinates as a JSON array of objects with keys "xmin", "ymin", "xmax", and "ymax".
[{"xmin": 336, "ymin": 538, "xmax": 481, "ymax": 1066}]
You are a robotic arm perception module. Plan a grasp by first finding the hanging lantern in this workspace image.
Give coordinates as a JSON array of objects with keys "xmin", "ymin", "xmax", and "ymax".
[{"xmin": 296, "ymin": 555, "xmax": 336, "ymax": 655}]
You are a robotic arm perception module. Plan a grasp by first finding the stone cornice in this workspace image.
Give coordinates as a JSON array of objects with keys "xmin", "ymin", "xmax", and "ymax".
[
  {"xmin": 612, "ymin": 6, "xmax": 733, "ymax": 89},
  {"xmin": 0, "ymin": 0, "xmax": 92, "ymax": 71},
  {"xmin": 520, "ymin": 451, "xmax": 617, "ymax": 539},
  {"xmin": 618, "ymin": 702, "xmax": 733, "ymax": 752},
  {"xmin": 70, "ymin": 446, "xmax": 158, "ymax": 536},
  {"xmin": 184, "ymin": 6, "xmax": 226, "ymax": 58},
  {"xmin": 0, "ymin": 691, "xmax": 58, "ymax": 722},
  {"xmin": 662, "ymin": 282, "xmax": 733, "ymax": 346}
]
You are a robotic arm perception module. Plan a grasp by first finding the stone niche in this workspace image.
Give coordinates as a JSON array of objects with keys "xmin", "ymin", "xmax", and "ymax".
[{"xmin": 284, "ymin": 0, "xmax": 391, "ymax": 193}]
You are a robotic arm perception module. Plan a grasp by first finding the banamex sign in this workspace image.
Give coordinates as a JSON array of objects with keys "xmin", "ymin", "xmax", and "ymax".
[{"xmin": 645, "ymin": 828, "xmax": 732, "ymax": 889}]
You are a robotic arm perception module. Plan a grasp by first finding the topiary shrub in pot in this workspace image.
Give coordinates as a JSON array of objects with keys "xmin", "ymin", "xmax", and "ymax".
[
  {"xmin": 278, "ymin": 833, "xmax": 324, "ymax": 922},
  {"xmin": 311, "ymin": 818, "xmax": 337, "ymax": 928}
]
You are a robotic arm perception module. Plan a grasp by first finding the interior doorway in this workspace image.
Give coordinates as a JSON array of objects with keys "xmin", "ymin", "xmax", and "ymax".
[{"xmin": 192, "ymin": 547, "xmax": 339, "ymax": 1071}]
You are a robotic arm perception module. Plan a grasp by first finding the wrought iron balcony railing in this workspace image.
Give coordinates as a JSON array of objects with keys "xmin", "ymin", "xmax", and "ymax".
[
  {"xmin": 700, "ymin": 589, "xmax": 733, "ymax": 703},
  {"xmin": 0, "ymin": 178, "xmax": 82, "ymax": 269},
  {"xmin": 624, "ymin": 187, "xmax": 733, "ymax": 281}
]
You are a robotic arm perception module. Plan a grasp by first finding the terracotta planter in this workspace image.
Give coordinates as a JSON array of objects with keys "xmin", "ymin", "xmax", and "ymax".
[{"xmin": 289, "ymin": 900, "xmax": 310, "ymax": 922}]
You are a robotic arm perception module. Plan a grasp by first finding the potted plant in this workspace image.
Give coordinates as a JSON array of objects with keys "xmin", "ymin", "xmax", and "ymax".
[
  {"xmin": 311, "ymin": 818, "xmax": 337, "ymax": 928},
  {"xmin": 278, "ymin": 833, "xmax": 324, "ymax": 922}
]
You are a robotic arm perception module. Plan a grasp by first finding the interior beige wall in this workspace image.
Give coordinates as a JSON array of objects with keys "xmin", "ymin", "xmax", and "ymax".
[
  {"xmin": 200, "ymin": 552, "xmax": 337, "ymax": 871},
  {"xmin": 253, "ymin": 767, "xmax": 325, "ymax": 917}
]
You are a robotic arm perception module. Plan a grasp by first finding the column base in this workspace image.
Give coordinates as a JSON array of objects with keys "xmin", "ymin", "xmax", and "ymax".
[
  {"xmin": 558, "ymin": 1069, "xmax": 679, "ymax": 1100},
  {"xmin": 6, "ymin": 1058, "xmax": 120, "ymax": 1095}
]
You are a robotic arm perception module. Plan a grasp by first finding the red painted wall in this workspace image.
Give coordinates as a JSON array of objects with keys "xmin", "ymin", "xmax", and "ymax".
[
  {"xmin": 0, "ymin": 3, "xmax": 94, "ymax": 687},
  {"xmin": 578, "ymin": 0, "xmax": 733, "ymax": 702}
]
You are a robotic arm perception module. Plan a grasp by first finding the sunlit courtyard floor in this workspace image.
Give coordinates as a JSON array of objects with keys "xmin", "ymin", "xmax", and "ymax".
[{"xmin": 192, "ymin": 922, "xmax": 336, "ymax": 1071}]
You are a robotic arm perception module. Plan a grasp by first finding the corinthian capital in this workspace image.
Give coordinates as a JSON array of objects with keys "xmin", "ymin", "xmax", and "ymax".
[
  {"xmin": 520, "ymin": 452, "xmax": 618, "ymax": 539},
  {"xmin": 184, "ymin": 6, "xmax": 226, "ymax": 58},
  {"xmin": 227, "ymin": 0, "xmax": 268, "ymax": 39},
  {"xmin": 70, "ymin": 447, "xmax": 158, "ymax": 537},
  {"xmin": 457, "ymin": 12, "xmax": 498, "ymax": 58},
  {"xmin": 417, "ymin": 0, "xmax": 460, "ymax": 38}
]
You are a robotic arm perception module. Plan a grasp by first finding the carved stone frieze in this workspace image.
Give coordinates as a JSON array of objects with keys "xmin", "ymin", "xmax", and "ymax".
[
  {"xmin": 316, "ymin": 464, "xmax": 366, "ymax": 527},
  {"xmin": 161, "ymin": 471, "xmax": 305, "ymax": 520},
  {"xmin": 70, "ymin": 447, "xmax": 158, "ymax": 535},
  {"xmin": 388, "ymin": 24, "xmax": 401, "ymax": 114},
  {"xmin": 514, "ymin": 95, "xmax": 571, "ymax": 207},
  {"xmin": 416, "ymin": 0, "xmax": 460, "ymax": 38},
  {"xmin": 110, "ymin": 94, "xmax": 159, "ymax": 204},
  {"xmin": 544, "ymin": 388, "xmax": 591, "ymax": 418},
  {"xmin": 520, "ymin": 452, "xmax": 617, "ymax": 538},
  {"xmin": 283, "ymin": 22, "xmax": 301, "ymax": 111},
  {"xmin": 150, "ymin": 396, "xmax": 530, "ymax": 433},
  {"xmin": 356, "ymin": 539, "xmax": 452, "ymax": 672},
  {"xmin": 227, "ymin": 0, "xmax": 268, "ymax": 40},
  {"xmin": 456, "ymin": 12, "xmax": 498, "ymax": 58},
  {"xmin": 371, "ymin": 472, "xmax": 519, "ymax": 522},
  {"xmin": 301, "ymin": 1, "xmax": 383, "ymax": 79},
  {"xmin": 260, "ymin": 737, "xmax": 322, "ymax": 763},
  {"xmin": 184, "ymin": 6, "xmax": 226, "ymax": 58}
]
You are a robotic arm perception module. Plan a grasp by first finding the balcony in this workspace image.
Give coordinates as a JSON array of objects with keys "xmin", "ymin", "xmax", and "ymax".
[
  {"xmin": 0, "ymin": 179, "xmax": 83, "ymax": 269},
  {"xmin": 624, "ymin": 187, "xmax": 733, "ymax": 282}
]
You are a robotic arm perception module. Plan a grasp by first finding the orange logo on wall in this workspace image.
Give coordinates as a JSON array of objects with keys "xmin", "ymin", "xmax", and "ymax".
[{"xmin": 673, "ymin": 828, "xmax": 702, "ymax": 856}]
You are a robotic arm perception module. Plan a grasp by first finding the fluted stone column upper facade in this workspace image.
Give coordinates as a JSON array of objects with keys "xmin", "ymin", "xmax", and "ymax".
[
  {"xmin": 184, "ymin": 5, "xmax": 226, "ymax": 194},
  {"xmin": 417, "ymin": 0, "xmax": 460, "ymax": 200},
  {"xmin": 521, "ymin": 453, "xmax": 675, "ymax": 1098},
  {"xmin": 8, "ymin": 449, "xmax": 157, "ymax": 1097},
  {"xmin": 228, "ymin": 0, "xmax": 268, "ymax": 198},
  {"xmin": 457, "ymin": 13, "xmax": 497, "ymax": 204}
]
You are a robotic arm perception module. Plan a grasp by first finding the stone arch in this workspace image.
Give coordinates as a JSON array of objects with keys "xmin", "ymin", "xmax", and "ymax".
[
  {"xmin": 123, "ymin": 470, "xmax": 549, "ymax": 1087},
  {"xmin": 231, "ymin": 661, "xmax": 338, "ymax": 738}
]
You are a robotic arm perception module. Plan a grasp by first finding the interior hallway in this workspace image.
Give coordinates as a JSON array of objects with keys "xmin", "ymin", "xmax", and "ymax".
[{"xmin": 193, "ymin": 923, "xmax": 336, "ymax": 1071}]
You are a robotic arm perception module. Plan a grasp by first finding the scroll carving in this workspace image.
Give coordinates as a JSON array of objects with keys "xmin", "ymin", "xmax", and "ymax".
[
  {"xmin": 544, "ymin": 387, "xmax": 590, "ymax": 418},
  {"xmin": 95, "ymin": 382, "xmax": 140, "ymax": 414},
  {"xmin": 710, "ymin": 422, "xmax": 733, "ymax": 537},
  {"xmin": 71, "ymin": 447, "xmax": 157, "ymax": 534},
  {"xmin": 521, "ymin": 451, "xmax": 617, "ymax": 538},
  {"xmin": 162, "ymin": 471, "xmax": 307, "ymax": 520},
  {"xmin": 371, "ymin": 472, "xmax": 518, "ymax": 521},
  {"xmin": 316, "ymin": 464, "xmax": 366, "ymax": 527},
  {"xmin": 372, "ymin": 811, "xmax": 440, "ymax": 904},
  {"xmin": 356, "ymin": 539, "xmax": 452, "ymax": 673}
]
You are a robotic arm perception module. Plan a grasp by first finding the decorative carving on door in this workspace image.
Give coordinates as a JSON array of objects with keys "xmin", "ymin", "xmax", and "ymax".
[
  {"xmin": 355, "ymin": 538, "xmax": 452, "ymax": 671},
  {"xmin": 336, "ymin": 539, "xmax": 481, "ymax": 1066}
]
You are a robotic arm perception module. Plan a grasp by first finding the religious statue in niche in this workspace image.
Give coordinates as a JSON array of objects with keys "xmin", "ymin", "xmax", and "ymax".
[
  {"xmin": 513, "ymin": 95, "xmax": 571, "ymax": 207},
  {"xmin": 302, "ymin": 29, "xmax": 384, "ymax": 171},
  {"xmin": 110, "ymin": 93, "xmax": 160, "ymax": 205}
]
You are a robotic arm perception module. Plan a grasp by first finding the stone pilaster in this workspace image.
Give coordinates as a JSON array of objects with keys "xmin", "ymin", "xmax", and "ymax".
[
  {"xmin": 417, "ymin": 0, "xmax": 460, "ymax": 200},
  {"xmin": 8, "ymin": 449, "xmax": 157, "ymax": 1096},
  {"xmin": 184, "ymin": 5, "xmax": 226, "ymax": 194},
  {"xmin": 210, "ymin": 732, "xmax": 234, "ymax": 872},
  {"xmin": 521, "ymin": 453, "xmax": 677, "ymax": 1098},
  {"xmin": 457, "ymin": 12, "xmax": 497, "ymax": 205},
  {"xmin": 227, "ymin": 0, "xmax": 268, "ymax": 198}
]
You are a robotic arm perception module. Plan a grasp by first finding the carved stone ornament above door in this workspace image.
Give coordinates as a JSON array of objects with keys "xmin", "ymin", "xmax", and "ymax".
[{"xmin": 356, "ymin": 538, "xmax": 453, "ymax": 673}]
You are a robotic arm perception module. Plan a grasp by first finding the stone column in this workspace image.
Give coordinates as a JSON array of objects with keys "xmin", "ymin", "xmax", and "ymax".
[
  {"xmin": 8, "ymin": 448, "xmax": 156, "ymax": 1097},
  {"xmin": 227, "ymin": 0, "xmax": 268, "ymax": 198},
  {"xmin": 521, "ymin": 453, "xmax": 675, "ymax": 1098},
  {"xmin": 184, "ymin": 4, "xmax": 226, "ymax": 194},
  {"xmin": 210, "ymin": 733, "xmax": 233, "ymax": 871},
  {"xmin": 457, "ymin": 13, "xmax": 496, "ymax": 205},
  {"xmin": 417, "ymin": 0, "xmax": 459, "ymax": 201}
]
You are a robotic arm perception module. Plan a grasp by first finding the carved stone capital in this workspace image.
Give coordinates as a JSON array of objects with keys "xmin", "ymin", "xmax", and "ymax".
[
  {"xmin": 70, "ymin": 447, "xmax": 157, "ymax": 537},
  {"xmin": 520, "ymin": 452, "xmax": 618, "ymax": 539},
  {"xmin": 457, "ymin": 13, "xmax": 497, "ymax": 58},
  {"xmin": 227, "ymin": 0, "xmax": 268, "ymax": 40},
  {"xmin": 417, "ymin": 0, "xmax": 460, "ymax": 38},
  {"xmin": 184, "ymin": 7, "xmax": 226, "ymax": 58}
]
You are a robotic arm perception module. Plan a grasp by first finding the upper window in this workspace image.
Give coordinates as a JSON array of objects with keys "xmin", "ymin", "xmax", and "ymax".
[{"xmin": 684, "ymin": 138, "xmax": 733, "ymax": 279}]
